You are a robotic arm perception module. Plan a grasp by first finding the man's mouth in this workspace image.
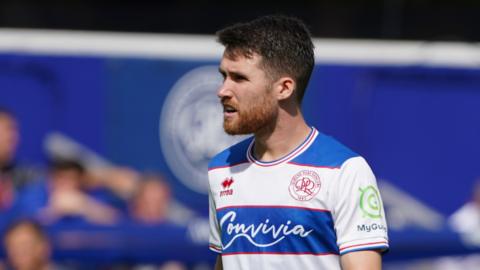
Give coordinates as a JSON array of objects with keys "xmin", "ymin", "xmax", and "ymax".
[
  {"xmin": 223, "ymin": 104, "xmax": 238, "ymax": 118},
  {"xmin": 223, "ymin": 105, "xmax": 237, "ymax": 113}
]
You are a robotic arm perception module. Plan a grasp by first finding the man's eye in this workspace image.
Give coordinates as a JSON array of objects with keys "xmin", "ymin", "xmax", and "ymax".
[{"xmin": 232, "ymin": 75, "xmax": 247, "ymax": 82}]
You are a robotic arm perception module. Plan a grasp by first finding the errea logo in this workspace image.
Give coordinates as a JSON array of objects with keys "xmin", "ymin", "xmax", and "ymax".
[{"xmin": 220, "ymin": 177, "xmax": 234, "ymax": 197}]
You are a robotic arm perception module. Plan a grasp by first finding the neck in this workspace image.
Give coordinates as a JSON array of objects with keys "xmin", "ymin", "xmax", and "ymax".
[{"xmin": 253, "ymin": 106, "xmax": 311, "ymax": 162}]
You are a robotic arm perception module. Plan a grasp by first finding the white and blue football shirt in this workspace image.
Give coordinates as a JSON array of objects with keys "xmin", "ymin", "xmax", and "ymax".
[{"xmin": 208, "ymin": 127, "xmax": 388, "ymax": 269}]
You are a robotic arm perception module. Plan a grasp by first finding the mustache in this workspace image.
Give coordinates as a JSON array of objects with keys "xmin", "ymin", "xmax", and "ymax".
[{"xmin": 221, "ymin": 98, "xmax": 238, "ymax": 109}]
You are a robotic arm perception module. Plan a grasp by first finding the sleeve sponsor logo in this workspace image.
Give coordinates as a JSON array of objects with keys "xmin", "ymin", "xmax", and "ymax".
[
  {"xmin": 359, "ymin": 185, "xmax": 383, "ymax": 219},
  {"xmin": 357, "ymin": 223, "xmax": 387, "ymax": 233}
]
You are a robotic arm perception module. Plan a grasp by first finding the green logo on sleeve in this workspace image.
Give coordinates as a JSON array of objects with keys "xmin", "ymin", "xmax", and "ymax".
[{"xmin": 359, "ymin": 185, "xmax": 382, "ymax": 219}]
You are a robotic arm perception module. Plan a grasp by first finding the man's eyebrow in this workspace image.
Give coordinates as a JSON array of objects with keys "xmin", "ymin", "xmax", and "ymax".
[{"xmin": 228, "ymin": 70, "xmax": 247, "ymax": 77}]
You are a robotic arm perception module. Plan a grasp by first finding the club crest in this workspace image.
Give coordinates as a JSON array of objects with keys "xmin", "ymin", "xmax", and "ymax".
[{"xmin": 289, "ymin": 170, "xmax": 321, "ymax": 201}]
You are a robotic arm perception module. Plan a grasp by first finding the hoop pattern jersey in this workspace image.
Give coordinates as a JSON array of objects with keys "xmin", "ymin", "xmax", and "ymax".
[{"xmin": 208, "ymin": 127, "xmax": 389, "ymax": 269}]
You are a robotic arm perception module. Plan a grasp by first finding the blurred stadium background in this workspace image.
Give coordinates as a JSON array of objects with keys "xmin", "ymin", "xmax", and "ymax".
[{"xmin": 0, "ymin": 1, "xmax": 480, "ymax": 269}]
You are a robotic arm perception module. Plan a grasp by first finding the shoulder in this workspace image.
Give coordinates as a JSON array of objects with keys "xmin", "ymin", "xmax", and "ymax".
[
  {"xmin": 208, "ymin": 136, "xmax": 253, "ymax": 171},
  {"xmin": 290, "ymin": 131, "xmax": 359, "ymax": 168}
]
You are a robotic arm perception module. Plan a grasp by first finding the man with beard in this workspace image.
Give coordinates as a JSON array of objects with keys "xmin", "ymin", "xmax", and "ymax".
[{"xmin": 207, "ymin": 15, "xmax": 389, "ymax": 270}]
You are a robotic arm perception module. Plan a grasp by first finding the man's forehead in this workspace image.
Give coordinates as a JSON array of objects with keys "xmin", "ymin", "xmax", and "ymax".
[
  {"xmin": 223, "ymin": 47, "xmax": 257, "ymax": 59},
  {"xmin": 220, "ymin": 50, "xmax": 262, "ymax": 69}
]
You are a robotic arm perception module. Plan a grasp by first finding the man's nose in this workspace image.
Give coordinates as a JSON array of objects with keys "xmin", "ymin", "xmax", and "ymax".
[{"xmin": 217, "ymin": 81, "xmax": 232, "ymax": 99}]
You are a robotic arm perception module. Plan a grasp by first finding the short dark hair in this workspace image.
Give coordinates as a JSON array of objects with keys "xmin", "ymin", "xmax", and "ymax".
[
  {"xmin": 49, "ymin": 158, "xmax": 85, "ymax": 175},
  {"xmin": 216, "ymin": 15, "xmax": 315, "ymax": 103}
]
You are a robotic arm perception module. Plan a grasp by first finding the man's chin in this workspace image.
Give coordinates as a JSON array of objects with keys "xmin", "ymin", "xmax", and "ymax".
[
  {"xmin": 223, "ymin": 126, "xmax": 244, "ymax": 135},
  {"xmin": 223, "ymin": 122, "xmax": 252, "ymax": 135}
]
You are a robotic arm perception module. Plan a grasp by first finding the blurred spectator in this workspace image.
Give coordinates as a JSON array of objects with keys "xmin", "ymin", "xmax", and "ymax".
[
  {"xmin": 449, "ymin": 178, "xmax": 480, "ymax": 234},
  {"xmin": 15, "ymin": 159, "xmax": 120, "ymax": 225},
  {"xmin": 85, "ymin": 166, "xmax": 140, "ymax": 209},
  {"xmin": 0, "ymin": 108, "xmax": 43, "ymax": 212},
  {"xmin": 129, "ymin": 174, "xmax": 172, "ymax": 225},
  {"xmin": 158, "ymin": 261, "xmax": 187, "ymax": 270},
  {"xmin": 3, "ymin": 220, "xmax": 62, "ymax": 270}
]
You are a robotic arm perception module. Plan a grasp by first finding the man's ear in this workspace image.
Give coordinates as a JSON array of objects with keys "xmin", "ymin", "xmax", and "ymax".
[{"xmin": 274, "ymin": 76, "xmax": 296, "ymax": 101}]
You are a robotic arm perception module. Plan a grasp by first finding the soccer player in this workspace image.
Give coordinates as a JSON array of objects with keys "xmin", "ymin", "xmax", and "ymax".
[{"xmin": 208, "ymin": 15, "xmax": 389, "ymax": 270}]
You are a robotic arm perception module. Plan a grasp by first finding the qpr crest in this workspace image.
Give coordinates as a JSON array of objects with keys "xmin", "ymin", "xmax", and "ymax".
[
  {"xmin": 159, "ymin": 66, "xmax": 245, "ymax": 194},
  {"xmin": 289, "ymin": 170, "xmax": 321, "ymax": 201}
]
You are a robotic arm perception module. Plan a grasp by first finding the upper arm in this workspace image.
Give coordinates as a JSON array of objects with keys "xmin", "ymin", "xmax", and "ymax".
[
  {"xmin": 331, "ymin": 157, "xmax": 389, "ymax": 255},
  {"xmin": 340, "ymin": 250, "xmax": 382, "ymax": 270}
]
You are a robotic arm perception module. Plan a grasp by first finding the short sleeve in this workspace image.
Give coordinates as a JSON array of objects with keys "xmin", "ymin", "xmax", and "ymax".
[
  {"xmin": 331, "ymin": 157, "xmax": 389, "ymax": 255},
  {"xmin": 208, "ymin": 183, "xmax": 223, "ymax": 253}
]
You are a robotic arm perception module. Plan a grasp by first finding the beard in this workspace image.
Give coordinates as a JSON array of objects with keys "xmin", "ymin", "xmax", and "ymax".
[{"xmin": 222, "ymin": 91, "xmax": 278, "ymax": 135}]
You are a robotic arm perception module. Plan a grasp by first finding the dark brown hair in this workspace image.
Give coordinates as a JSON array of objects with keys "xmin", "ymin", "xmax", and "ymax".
[{"xmin": 217, "ymin": 15, "xmax": 315, "ymax": 103}]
